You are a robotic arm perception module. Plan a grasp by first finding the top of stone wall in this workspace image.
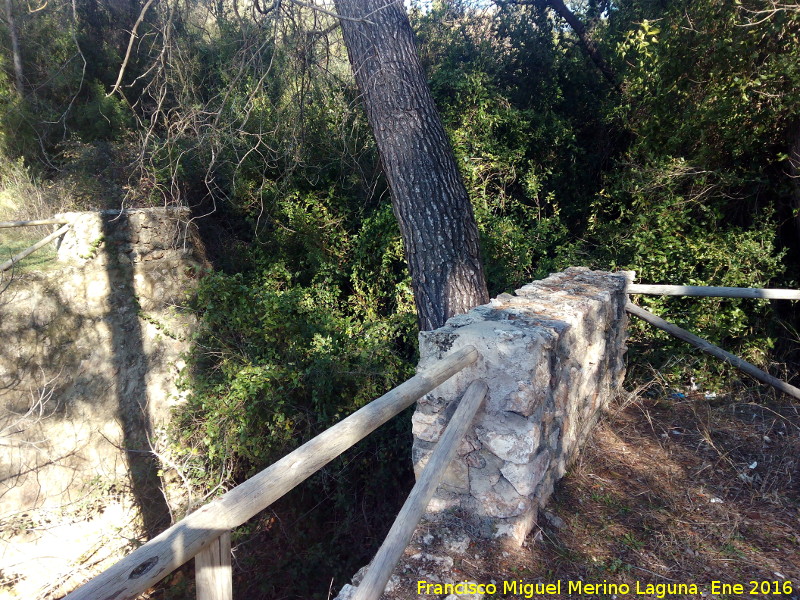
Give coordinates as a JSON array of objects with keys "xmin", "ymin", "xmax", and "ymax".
[
  {"xmin": 421, "ymin": 267, "xmax": 628, "ymax": 360},
  {"xmin": 54, "ymin": 207, "xmax": 205, "ymax": 267},
  {"xmin": 515, "ymin": 266, "xmax": 630, "ymax": 299}
]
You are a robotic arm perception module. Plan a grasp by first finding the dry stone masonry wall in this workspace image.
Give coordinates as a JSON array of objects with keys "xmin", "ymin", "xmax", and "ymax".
[
  {"xmin": 56, "ymin": 208, "xmax": 204, "ymax": 269},
  {"xmin": 0, "ymin": 208, "xmax": 206, "ymax": 599},
  {"xmin": 413, "ymin": 267, "xmax": 628, "ymax": 544},
  {"xmin": 337, "ymin": 268, "xmax": 629, "ymax": 600}
]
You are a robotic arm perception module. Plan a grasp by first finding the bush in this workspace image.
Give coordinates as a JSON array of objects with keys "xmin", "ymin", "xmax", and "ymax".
[{"xmin": 171, "ymin": 267, "xmax": 416, "ymax": 482}]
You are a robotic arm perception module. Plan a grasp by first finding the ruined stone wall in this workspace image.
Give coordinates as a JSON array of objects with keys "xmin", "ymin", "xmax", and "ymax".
[
  {"xmin": 0, "ymin": 208, "xmax": 205, "ymax": 599},
  {"xmin": 411, "ymin": 268, "xmax": 628, "ymax": 544}
]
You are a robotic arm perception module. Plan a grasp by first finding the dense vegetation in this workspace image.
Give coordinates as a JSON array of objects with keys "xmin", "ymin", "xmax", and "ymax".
[{"xmin": 1, "ymin": 0, "xmax": 798, "ymax": 596}]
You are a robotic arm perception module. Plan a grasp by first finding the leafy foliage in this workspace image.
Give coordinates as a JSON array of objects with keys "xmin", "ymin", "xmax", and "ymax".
[
  {"xmin": 582, "ymin": 0, "xmax": 800, "ymax": 380},
  {"xmin": 172, "ymin": 267, "xmax": 416, "ymax": 480}
]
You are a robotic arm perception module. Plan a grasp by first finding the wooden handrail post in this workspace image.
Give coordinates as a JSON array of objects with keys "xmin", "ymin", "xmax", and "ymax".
[
  {"xmin": 352, "ymin": 379, "xmax": 488, "ymax": 600},
  {"xmin": 196, "ymin": 531, "xmax": 232, "ymax": 600},
  {"xmin": 53, "ymin": 222, "xmax": 65, "ymax": 252}
]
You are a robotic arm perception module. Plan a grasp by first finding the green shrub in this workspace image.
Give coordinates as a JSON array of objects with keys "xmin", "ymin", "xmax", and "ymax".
[
  {"xmin": 171, "ymin": 267, "xmax": 416, "ymax": 482},
  {"xmin": 580, "ymin": 155, "xmax": 786, "ymax": 386}
]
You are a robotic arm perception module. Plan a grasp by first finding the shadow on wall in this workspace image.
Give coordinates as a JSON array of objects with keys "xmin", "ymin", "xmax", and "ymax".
[
  {"xmin": 101, "ymin": 211, "xmax": 171, "ymax": 538},
  {"xmin": 0, "ymin": 275, "xmax": 90, "ymax": 504},
  {"xmin": 0, "ymin": 208, "xmax": 204, "ymax": 598}
]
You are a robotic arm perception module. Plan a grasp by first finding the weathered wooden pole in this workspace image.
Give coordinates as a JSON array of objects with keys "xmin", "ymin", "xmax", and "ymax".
[
  {"xmin": 0, "ymin": 219, "xmax": 68, "ymax": 228},
  {"xmin": 627, "ymin": 284, "xmax": 800, "ymax": 300},
  {"xmin": 626, "ymin": 302, "xmax": 800, "ymax": 401},
  {"xmin": 196, "ymin": 531, "xmax": 232, "ymax": 600},
  {"xmin": 352, "ymin": 380, "xmax": 488, "ymax": 600}
]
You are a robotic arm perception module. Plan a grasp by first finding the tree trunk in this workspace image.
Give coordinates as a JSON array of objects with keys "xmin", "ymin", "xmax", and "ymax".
[
  {"xmin": 5, "ymin": 0, "xmax": 24, "ymax": 94},
  {"xmin": 332, "ymin": 0, "xmax": 489, "ymax": 331},
  {"xmin": 544, "ymin": 0, "xmax": 618, "ymax": 88}
]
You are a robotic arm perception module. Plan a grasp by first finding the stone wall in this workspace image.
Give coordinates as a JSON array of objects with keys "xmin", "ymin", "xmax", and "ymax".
[
  {"xmin": 55, "ymin": 208, "xmax": 204, "ymax": 270},
  {"xmin": 0, "ymin": 208, "xmax": 206, "ymax": 599},
  {"xmin": 336, "ymin": 268, "xmax": 628, "ymax": 600},
  {"xmin": 412, "ymin": 267, "xmax": 628, "ymax": 544}
]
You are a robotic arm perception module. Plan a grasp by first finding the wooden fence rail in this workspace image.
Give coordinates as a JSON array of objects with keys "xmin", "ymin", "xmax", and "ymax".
[
  {"xmin": 0, "ymin": 223, "xmax": 70, "ymax": 272},
  {"xmin": 626, "ymin": 302, "xmax": 800, "ymax": 401},
  {"xmin": 352, "ymin": 380, "xmax": 488, "ymax": 600},
  {"xmin": 627, "ymin": 283, "xmax": 800, "ymax": 300},
  {"xmin": 64, "ymin": 345, "xmax": 479, "ymax": 600},
  {"xmin": 0, "ymin": 218, "xmax": 68, "ymax": 228}
]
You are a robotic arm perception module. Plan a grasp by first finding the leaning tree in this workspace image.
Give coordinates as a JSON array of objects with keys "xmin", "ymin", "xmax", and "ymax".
[
  {"xmin": 105, "ymin": 0, "xmax": 490, "ymax": 331},
  {"xmin": 332, "ymin": 0, "xmax": 489, "ymax": 331}
]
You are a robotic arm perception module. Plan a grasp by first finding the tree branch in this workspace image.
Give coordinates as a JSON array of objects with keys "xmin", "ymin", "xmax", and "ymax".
[
  {"xmin": 546, "ymin": 0, "xmax": 618, "ymax": 87},
  {"xmin": 500, "ymin": 0, "xmax": 619, "ymax": 89},
  {"xmin": 288, "ymin": 0, "xmax": 375, "ymax": 25},
  {"xmin": 108, "ymin": 0, "xmax": 157, "ymax": 97}
]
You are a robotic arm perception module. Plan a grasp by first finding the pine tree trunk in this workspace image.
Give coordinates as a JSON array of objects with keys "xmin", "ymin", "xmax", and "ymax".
[
  {"xmin": 5, "ymin": 0, "xmax": 24, "ymax": 94},
  {"xmin": 332, "ymin": 0, "xmax": 489, "ymax": 331}
]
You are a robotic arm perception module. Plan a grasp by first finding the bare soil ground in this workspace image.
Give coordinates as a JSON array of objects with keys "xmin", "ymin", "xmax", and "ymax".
[{"xmin": 443, "ymin": 386, "xmax": 800, "ymax": 599}]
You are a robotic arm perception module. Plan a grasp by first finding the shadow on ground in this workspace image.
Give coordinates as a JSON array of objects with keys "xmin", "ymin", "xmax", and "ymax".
[{"xmin": 450, "ymin": 386, "xmax": 800, "ymax": 599}]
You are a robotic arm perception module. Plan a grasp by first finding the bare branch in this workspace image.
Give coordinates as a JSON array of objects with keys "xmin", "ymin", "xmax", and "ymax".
[
  {"xmin": 288, "ymin": 0, "xmax": 375, "ymax": 24},
  {"xmin": 26, "ymin": 0, "xmax": 47, "ymax": 13},
  {"xmin": 497, "ymin": 0, "xmax": 619, "ymax": 89},
  {"xmin": 108, "ymin": 0, "xmax": 157, "ymax": 97},
  {"xmin": 737, "ymin": 1, "xmax": 800, "ymax": 27}
]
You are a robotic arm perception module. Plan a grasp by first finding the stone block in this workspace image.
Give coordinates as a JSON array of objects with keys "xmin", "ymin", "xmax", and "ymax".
[
  {"xmin": 412, "ymin": 268, "xmax": 628, "ymax": 545},
  {"xmin": 475, "ymin": 413, "xmax": 540, "ymax": 464},
  {"xmin": 500, "ymin": 450, "xmax": 550, "ymax": 497}
]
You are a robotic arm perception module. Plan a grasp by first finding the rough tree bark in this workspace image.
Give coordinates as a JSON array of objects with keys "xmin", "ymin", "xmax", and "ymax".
[{"xmin": 331, "ymin": 0, "xmax": 489, "ymax": 331}]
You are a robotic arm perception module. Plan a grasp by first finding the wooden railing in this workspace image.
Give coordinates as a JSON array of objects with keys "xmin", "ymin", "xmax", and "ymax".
[
  {"xmin": 0, "ymin": 218, "xmax": 68, "ymax": 228},
  {"xmin": 626, "ymin": 283, "xmax": 800, "ymax": 401},
  {"xmin": 352, "ymin": 379, "xmax": 487, "ymax": 600},
  {"xmin": 64, "ymin": 345, "xmax": 482, "ymax": 600},
  {"xmin": 57, "ymin": 277, "xmax": 800, "ymax": 600},
  {"xmin": 627, "ymin": 283, "xmax": 800, "ymax": 301},
  {"xmin": 0, "ymin": 218, "xmax": 70, "ymax": 273}
]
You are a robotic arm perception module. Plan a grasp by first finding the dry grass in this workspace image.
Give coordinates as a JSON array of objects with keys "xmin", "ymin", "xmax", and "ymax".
[
  {"xmin": 450, "ymin": 386, "xmax": 800, "ymax": 599},
  {"xmin": 0, "ymin": 159, "xmax": 68, "ymax": 274}
]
